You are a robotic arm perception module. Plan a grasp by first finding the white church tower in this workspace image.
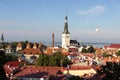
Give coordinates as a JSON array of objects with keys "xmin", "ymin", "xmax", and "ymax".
[{"xmin": 62, "ymin": 15, "xmax": 70, "ymax": 49}]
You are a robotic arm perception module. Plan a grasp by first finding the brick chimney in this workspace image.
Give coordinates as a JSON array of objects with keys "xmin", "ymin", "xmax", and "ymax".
[{"xmin": 52, "ymin": 33, "xmax": 54, "ymax": 47}]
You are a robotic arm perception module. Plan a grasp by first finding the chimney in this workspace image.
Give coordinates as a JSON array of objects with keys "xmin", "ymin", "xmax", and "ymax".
[{"xmin": 52, "ymin": 33, "xmax": 54, "ymax": 47}]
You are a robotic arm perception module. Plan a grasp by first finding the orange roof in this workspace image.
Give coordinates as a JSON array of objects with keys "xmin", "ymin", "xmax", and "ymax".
[
  {"xmin": 21, "ymin": 48, "xmax": 42, "ymax": 55},
  {"xmin": 44, "ymin": 47, "xmax": 63, "ymax": 54},
  {"xmin": 104, "ymin": 57, "xmax": 120, "ymax": 62},
  {"xmin": 44, "ymin": 47, "xmax": 53, "ymax": 54}
]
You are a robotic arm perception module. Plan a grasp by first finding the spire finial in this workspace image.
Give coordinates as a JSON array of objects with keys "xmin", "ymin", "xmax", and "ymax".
[
  {"xmin": 65, "ymin": 11, "xmax": 68, "ymax": 22},
  {"xmin": 63, "ymin": 12, "xmax": 70, "ymax": 34}
]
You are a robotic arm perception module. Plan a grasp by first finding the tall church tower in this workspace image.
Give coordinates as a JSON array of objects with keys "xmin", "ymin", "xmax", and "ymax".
[
  {"xmin": 0, "ymin": 33, "xmax": 5, "ymax": 50},
  {"xmin": 62, "ymin": 15, "xmax": 70, "ymax": 49}
]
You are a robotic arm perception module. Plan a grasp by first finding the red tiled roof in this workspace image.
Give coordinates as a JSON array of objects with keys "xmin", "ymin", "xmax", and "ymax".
[
  {"xmin": 104, "ymin": 44, "xmax": 120, "ymax": 49},
  {"xmin": 4, "ymin": 61, "xmax": 20, "ymax": 75},
  {"xmin": 14, "ymin": 66, "xmax": 64, "ymax": 78}
]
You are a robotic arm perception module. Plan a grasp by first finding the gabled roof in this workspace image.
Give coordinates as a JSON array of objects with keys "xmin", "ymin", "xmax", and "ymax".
[
  {"xmin": 26, "ymin": 42, "xmax": 31, "ymax": 49},
  {"xmin": 70, "ymin": 40, "xmax": 78, "ymax": 44},
  {"xmin": 17, "ymin": 42, "xmax": 22, "ymax": 48}
]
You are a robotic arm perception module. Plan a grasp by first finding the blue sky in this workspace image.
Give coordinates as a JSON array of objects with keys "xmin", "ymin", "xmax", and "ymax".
[{"xmin": 0, "ymin": 0, "xmax": 120, "ymax": 43}]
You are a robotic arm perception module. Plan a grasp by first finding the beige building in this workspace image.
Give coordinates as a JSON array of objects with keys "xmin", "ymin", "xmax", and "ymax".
[{"xmin": 63, "ymin": 66, "xmax": 96, "ymax": 76}]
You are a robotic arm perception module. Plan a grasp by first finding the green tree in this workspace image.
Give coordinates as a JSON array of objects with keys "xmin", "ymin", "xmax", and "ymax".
[
  {"xmin": 36, "ymin": 54, "xmax": 44, "ymax": 66},
  {"xmin": 98, "ymin": 62, "xmax": 120, "ymax": 80},
  {"xmin": 5, "ymin": 53, "xmax": 18, "ymax": 62},
  {"xmin": 11, "ymin": 42, "xmax": 18, "ymax": 48},
  {"xmin": 43, "ymin": 54, "xmax": 49, "ymax": 66},
  {"xmin": 116, "ymin": 50, "xmax": 120, "ymax": 56},
  {"xmin": 0, "ymin": 51, "xmax": 7, "ymax": 80},
  {"xmin": 81, "ymin": 48, "xmax": 88, "ymax": 53},
  {"xmin": 53, "ymin": 52, "xmax": 63, "ymax": 66},
  {"xmin": 87, "ymin": 46, "xmax": 95, "ymax": 53},
  {"xmin": 62, "ymin": 56, "xmax": 72, "ymax": 67},
  {"xmin": 102, "ymin": 52, "xmax": 112, "ymax": 58},
  {"xmin": 37, "ymin": 52, "xmax": 72, "ymax": 67},
  {"xmin": 49, "ymin": 55, "xmax": 56, "ymax": 66}
]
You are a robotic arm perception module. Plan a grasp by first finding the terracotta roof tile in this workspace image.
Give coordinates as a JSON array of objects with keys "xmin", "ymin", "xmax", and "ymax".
[
  {"xmin": 21, "ymin": 48, "xmax": 42, "ymax": 55},
  {"xmin": 14, "ymin": 66, "xmax": 64, "ymax": 78}
]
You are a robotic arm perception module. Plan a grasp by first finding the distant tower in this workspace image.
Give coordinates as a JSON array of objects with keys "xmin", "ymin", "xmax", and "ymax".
[
  {"xmin": 0, "ymin": 33, "xmax": 5, "ymax": 50},
  {"xmin": 1, "ymin": 33, "xmax": 4, "ymax": 43},
  {"xmin": 62, "ymin": 15, "xmax": 70, "ymax": 49}
]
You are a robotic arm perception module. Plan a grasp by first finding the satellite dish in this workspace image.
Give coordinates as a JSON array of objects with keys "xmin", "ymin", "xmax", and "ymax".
[{"xmin": 95, "ymin": 28, "xmax": 100, "ymax": 32}]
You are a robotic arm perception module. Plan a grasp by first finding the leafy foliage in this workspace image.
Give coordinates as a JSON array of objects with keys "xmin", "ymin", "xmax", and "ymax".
[
  {"xmin": 36, "ymin": 52, "xmax": 72, "ymax": 67},
  {"xmin": 87, "ymin": 46, "xmax": 95, "ymax": 53},
  {"xmin": 5, "ymin": 53, "xmax": 18, "ymax": 62},
  {"xmin": 116, "ymin": 50, "xmax": 120, "ymax": 56},
  {"xmin": 81, "ymin": 46, "xmax": 95, "ymax": 53},
  {"xmin": 102, "ymin": 52, "xmax": 112, "ymax": 57},
  {"xmin": 81, "ymin": 48, "xmax": 87, "ymax": 53},
  {"xmin": 0, "ymin": 51, "xmax": 7, "ymax": 80},
  {"xmin": 98, "ymin": 62, "xmax": 120, "ymax": 80}
]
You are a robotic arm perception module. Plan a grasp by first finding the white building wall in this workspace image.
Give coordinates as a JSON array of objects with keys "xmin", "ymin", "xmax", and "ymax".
[{"xmin": 62, "ymin": 34, "xmax": 70, "ymax": 49}]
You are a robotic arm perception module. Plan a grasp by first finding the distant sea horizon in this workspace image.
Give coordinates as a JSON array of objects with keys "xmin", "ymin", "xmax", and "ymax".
[{"xmin": 43, "ymin": 42, "xmax": 111, "ymax": 48}]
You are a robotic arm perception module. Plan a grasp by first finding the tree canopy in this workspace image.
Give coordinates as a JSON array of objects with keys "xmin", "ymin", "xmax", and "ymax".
[
  {"xmin": 36, "ymin": 52, "xmax": 72, "ymax": 67},
  {"xmin": 0, "ymin": 51, "xmax": 7, "ymax": 80},
  {"xmin": 116, "ymin": 50, "xmax": 120, "ymax": 56},
  {"xmin": 81, "ymin": 46, "xmax": 95, "ymax": 53},
  {"xmin": 97, "ymin": 62, "xmax": 120, "ymax": 80}
]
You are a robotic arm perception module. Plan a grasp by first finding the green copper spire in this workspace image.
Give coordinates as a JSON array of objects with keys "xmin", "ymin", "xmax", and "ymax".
[{"xmin": 63, "ymin": 15, "xmax": 70, "ymax": 34}]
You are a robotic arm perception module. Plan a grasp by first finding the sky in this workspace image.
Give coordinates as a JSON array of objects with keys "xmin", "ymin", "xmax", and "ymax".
[{"xmin": 0, "ymin": 0, "xmax": 120, "ymax": 43}]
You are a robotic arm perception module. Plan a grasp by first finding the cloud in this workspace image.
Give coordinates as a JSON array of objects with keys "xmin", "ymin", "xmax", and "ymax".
[{"xmin": 76, "ymin": 5, "xmax": 106, "ymax": 15}]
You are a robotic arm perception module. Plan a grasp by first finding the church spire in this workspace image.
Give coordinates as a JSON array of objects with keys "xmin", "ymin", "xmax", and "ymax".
[
  {"xmin": 1, "ymin": 33, "xmax": 4, "ymax": 42},
  {"xmin": 63, "ymin": 15, "xmax": 70, "ymax": 34},
  {"xmin": 0, "ymin": 33, "xmax": 5, "ymax": 50}
]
